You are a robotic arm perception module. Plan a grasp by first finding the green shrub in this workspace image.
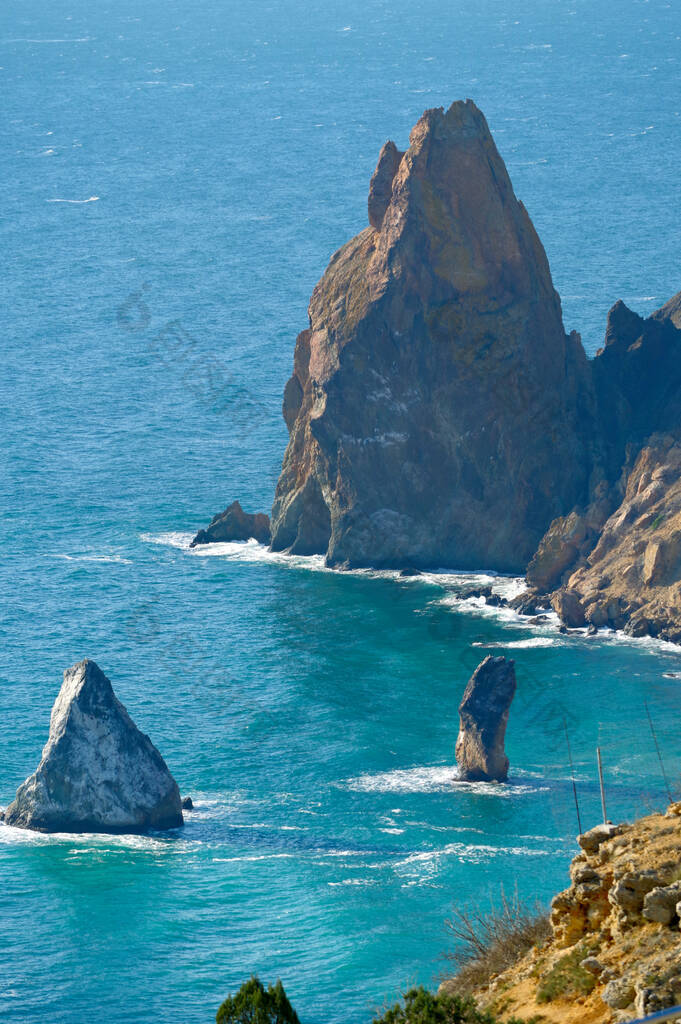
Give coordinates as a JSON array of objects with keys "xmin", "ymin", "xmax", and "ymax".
[
  {"xmin": 373, "ymin": 987, "xmax": 522, "ymax": 1024},
  {"xmin": 216, "ymin": 977, "xmax": 300, "ymax": 1024},
  {"xmin": 536, "ymin": 946, "xmax": 596, "ymax": 1004}
]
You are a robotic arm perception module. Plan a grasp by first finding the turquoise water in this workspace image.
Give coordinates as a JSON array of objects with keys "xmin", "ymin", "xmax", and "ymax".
[{"xmin": 1, "ymin": 1, "xmax": 681, "ymax": 1021}]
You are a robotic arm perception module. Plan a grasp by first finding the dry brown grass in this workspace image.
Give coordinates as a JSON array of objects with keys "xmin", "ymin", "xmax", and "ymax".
[{"xmin": 443, "ymin": 890, "xmax": 551, "ymax": 994}]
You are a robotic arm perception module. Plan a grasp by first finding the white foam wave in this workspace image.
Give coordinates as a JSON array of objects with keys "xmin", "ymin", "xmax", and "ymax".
[
  {"xmin": 394, "ymin": 841, "xmax": 551, "ymax": 869},
  {"xmin": 343, "ymin": 764, "xmax": 542, "ymax": 796},
  {"xmin": 46, "ymin": 196, "xmax": 99, "ymax": 203},
  {"xmin": 435, "ymin": 591, "xmax": 532, "ymax": 627},
  {"xmin": 0, "ymin": 821, "xmax": 185, "ymax": 850},
  {"xmin": 140, "ymin": 531, "xmax": 193, "ymax": 549},
  {"xmin": 144, "ymin": 533, "xmax": 533, "ymax": 603},
  {"xmin": 54, "ymin": 553, "xmax": 132, "ymax": 564},
  {"xmin": 473, "ymin": 636, "xmax": 559, "ymax": 649},
  {"xmin": 328, "ymin": 878, "xmax": 377, "ymax": 886},
  {"xmin": 193, "ymin": 538, "xmax": 328, "ymax": 572},
  {"xmin": 3, "ymin": 37, "xmax": 93, "ymax": 43},
  {"xmin": 211, "ymin": 853, "xmax": 295, "ymax": 863}
]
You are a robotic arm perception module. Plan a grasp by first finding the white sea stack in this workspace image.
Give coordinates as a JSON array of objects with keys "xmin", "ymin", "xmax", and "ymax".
[{"xmin": 4, "ymin": 659, "xmax": 183, "ymax": 833}]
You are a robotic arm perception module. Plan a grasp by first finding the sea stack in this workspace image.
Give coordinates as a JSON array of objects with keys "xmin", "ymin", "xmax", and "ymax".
[
  {"xmin": 4, "ymin": 659, "xmax": 184, "ymax": 834},
  {"xmin": 269, "ymin": 99, "xmax": 593, "ymax": 570},
  {"xmin": 455, "ymin": 655, "xmax": 516, "ymax": 782}
]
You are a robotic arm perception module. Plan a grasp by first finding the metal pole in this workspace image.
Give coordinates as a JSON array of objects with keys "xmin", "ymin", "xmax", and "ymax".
[
  {"xmin": 597, "ymin": 746, "xmax": 607, "ymax": 824},
  {"xmin": 563, "ymin": 717, "xmax": 583, "ymax": 834},
  {"xmin": 644, "ymin": 699, "xmax": 673, "ymax": 805}
]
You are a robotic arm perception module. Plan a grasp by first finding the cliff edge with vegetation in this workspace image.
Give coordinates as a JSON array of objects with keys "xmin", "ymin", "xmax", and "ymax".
[{"xmin": 442, "ymin": 806, "xmax": 681, "ymax": 1023}]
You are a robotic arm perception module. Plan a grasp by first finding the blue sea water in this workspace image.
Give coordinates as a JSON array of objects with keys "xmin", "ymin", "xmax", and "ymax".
[{"xmin": 1, "ymin": 0, "xmax": 681, "ymax": 1021}]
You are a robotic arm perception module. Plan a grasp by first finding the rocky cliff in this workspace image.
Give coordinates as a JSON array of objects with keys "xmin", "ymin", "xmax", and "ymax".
[
  {"xmin": 524, "ymin": 293, "xmax": 681, "ymax": 639},
  {"xmin": 457, "ymin": 807, "xmax": 681, "ymax": 1023},
  {"xmin": 270, "ymin": 100, "xmax": 594, "ymax": 571},
  {"xmin": 194, "ymin": 100, "xmax": 681, "ymax": 639}
]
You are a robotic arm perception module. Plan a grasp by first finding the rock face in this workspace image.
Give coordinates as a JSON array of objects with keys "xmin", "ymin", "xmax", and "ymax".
[
  {"xmin": 4, "ymin": 659, "xmax": 184, "ymax": 833},
  {"xmin": 270, "ymin": 100, "xmax": 593, "ymax": 570},
  {"xmin": 547, "ymin": 435, "xmax": 681, "ymax": 639},
  {"xmin": 194, "ymin": 99, "xmax": 681, "ymax": 640},
  {"xmin": 520, "ymin": 290, "xmax": 681, "ymax": 640},
  {"xmin": 455, "ymin": 655, "xmax": 516, "ymax": 782},
  {"xmin": 191, "ymin": 500, "xmax": 270, "ymax": 547}
]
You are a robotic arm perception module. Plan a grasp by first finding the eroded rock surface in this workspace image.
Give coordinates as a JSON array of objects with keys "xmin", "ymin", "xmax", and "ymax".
[
  {"xmin": 549, "ymin": 436, "xmax": 681, "ymax": 640},
  {"xmin": 191, "ymin": 500, "xmax": 271, "ymax": 547},
  {"xmin": 4, "ymin": 659, "xmax": 183, "ymax": 834},
  {"xmin": 529, "ymin": 292, "xmax": 681, "ymax": 639},
  {"xmin": 455, "ymin": 655, "xmax": 516, "ymax": 782},
  {"xmin": 270, "ymin": 100, "xmax": 594, "ymax": 570}
]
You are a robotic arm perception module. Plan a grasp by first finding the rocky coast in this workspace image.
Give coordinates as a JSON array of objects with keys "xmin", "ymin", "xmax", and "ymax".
[
  {"xmin": 447, "ymin": 806, "xmax": 681, "ymax": 1023},
  {"xmin": 194, "ymin": 99, "xmax": 681, "ymax": 642}
]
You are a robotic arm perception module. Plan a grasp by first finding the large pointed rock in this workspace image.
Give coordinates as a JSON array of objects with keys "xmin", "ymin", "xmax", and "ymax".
[
  {"xmin": 4, "ymin": 659, "xmax": 183, "ymax": 833},
  {"xmin": 270, "ymin": 99, "xmax": 593, "ymax": 570},
  {"xmin": 455, "ymin": 655, "xmax": 516, "ymax": 782}
]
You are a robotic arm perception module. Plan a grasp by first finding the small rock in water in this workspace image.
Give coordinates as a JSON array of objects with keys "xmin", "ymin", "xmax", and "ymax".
[
  {"xmin": 191, "ymin": 500, "xmax": 270, "ymax": 547},
  {"xmin": 4, "ymin": 659, "xmax": 184, "ymax": 834},
  {"xmin": 455, "ymin": 656, "xmax": 516, "ymax": 783},
  {"xmin": 458, "ymin": 585, "xmax": 492, "ymax": 601},
  {"xmin": 181, "ymin": 796, "xmax": 194, "ymax": 811}
]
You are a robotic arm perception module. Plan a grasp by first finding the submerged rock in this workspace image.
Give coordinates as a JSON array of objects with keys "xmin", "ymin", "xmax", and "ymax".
[
  {"xmin": 4, "ymin": 659, "xmax": 184, "ymax": 834},
  {"xmin": 455, "ymin": 655, "xmax": 516, "ymax": 782},
  {"xmin": 270, "ymin": 99, "xmax": 593, "ymax": 570},
  {"xmin": 191, "ymin": 500, "xmax": 270, "ymax": 547}
]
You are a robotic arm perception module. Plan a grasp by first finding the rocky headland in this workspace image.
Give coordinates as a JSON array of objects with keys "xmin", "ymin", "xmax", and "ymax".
[
  {"xmin": 449, "ymin": 806, "xmax": 681, "ymax": 1023},
  {"xmin": 269, "ymin": 99, "xmax": 593, "ymax": 570},
  {"xmin": 196, "ymin": 98, "xmax": 681, "ymax": 640},
  {"xmin": 4, "ymin": 659, "xmax": 184, "ymax": 833}
]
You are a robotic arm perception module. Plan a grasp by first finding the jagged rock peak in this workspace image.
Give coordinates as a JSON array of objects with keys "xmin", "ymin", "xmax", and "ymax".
[
  {"xmin": 368, "ymin": 140, "xmax": 403, "ymax": 231},
  {"xmin": 455, "ymin": 655, "xmax": 516, "ymax": 782},
  {"xmin": 270, "ymin": 99, "xmax": 593, "ymax": 570},
  {"xmin": 4, "ymin": 659, "xmax": 184, "ymax": 834}
]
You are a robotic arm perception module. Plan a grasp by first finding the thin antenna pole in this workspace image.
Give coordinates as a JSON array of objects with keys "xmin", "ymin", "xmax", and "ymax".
[
  {"xmin": 563, "ymin": 717, "xmax": 583, "ymax": 834},
  {"xmin": 645, "ymin": 699, "xmax": 673, "ymax": 805},
  {"xmin": 597, "ymin": 746, "xmax": 608, "ymax": 824}
]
